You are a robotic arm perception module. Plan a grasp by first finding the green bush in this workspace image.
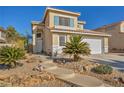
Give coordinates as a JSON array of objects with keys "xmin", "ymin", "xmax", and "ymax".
[
  {"xmin": 0, "ymin": 46, "xmax": 25, "ymax": 68},
  {"xmin": 93, "ymin": 65, "xmax": 113, "ymax": 74}
]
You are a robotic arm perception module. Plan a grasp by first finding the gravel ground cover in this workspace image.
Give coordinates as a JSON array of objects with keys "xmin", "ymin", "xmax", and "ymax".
[{"xmin": 54, "ymin": 58, "xmax": 124, "ymax": 87}]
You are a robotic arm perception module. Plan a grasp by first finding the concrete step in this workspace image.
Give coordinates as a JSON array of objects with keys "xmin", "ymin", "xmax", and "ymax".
[
  {"xmin": 41, "ymin": 62, "xmax": 58, "ymax": 70},
  {"xmin": 39, "ymin": 56, "xmax": 111, "ymax": 87},
  {"xmin": 46, "ymin": 68, "xmax": 75, "ymax": 79},
  {"xmin": 60, "ymin": 74, "xmax": 104, "ymax": 87}
]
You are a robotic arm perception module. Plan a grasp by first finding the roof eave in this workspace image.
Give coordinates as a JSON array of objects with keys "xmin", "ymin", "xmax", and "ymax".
[
  {"xmin": 51, "ymin": 30, "xmax": 111, "ymax": 37},
  {"xmin": 42, "ymin": 7, "xmax": 81, "ymax": 23}
]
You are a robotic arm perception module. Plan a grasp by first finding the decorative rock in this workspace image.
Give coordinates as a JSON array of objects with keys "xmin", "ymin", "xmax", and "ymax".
[
  {"xmin": 28, "ymin": 78, "xmax": 41, "ymax": 86},
  {"xmin": 112, "ymin": 77, "xmax": 119, "ymax": 82},
  {"xmin": 78, "ymin": 65, "xmax": 83, "ymax": 73},
  {"xmin": 32, "ymin": 64, "xmax": 44, "ymax": 72},
  {"xmin": 0, "ymin": 75, "xmax": 9, "ymax": 81},
  {"xmin": 112, "ymin": 77, "xmax": 124, "ymax": 84},
  {"xmin": 9, "ymin": 75, "xmax": 21, "ymax": 86},
  {"xmin": 83, "ymin": 65, "xmax": 90, "ymax": 71},
  {"xmin": 122, "ymin": 77, "xmax": 124, "ymax": 82},
  {"xmin": 118, "ymin": 77, "xmax": 124, "ymax": 84},
  {"xmin": 0, "ymin": 81, "xmax": 12, "ymax": 87}
]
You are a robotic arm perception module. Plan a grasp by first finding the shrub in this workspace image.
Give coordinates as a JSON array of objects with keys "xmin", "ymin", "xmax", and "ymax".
[
  {"xmin": 93, "ymin": 65, "xmax": 113, "ymax": 74},
  {"xmin": 0, "ymin": 46, "xmax": 25, "ymax": 68}
]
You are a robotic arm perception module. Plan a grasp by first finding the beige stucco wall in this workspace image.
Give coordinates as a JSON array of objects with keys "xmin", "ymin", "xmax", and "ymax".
[
  {"xmin": 45, "ymin": 13, "xmax": 49, "ymax": 27},
  {"xmin": 103, "ymin": 37, "xmax": 109, "ymax": 53},
  {"xmin": 43, "ymin": 29, "xmax": 52, "ymax": 55},
  {"xmin": 120, "ymin": 22, "xmax": 124, "ymax": 32},
  {"xmin": 52, "ymin": 33, "xmax": 59, "ymax": 46},
  {"xmin": 49, "ymin": 11, "xmax": 78, "ymax": 30},
  {"xmin": 104, "ymin": 37, "xmax": 108, "ymax": 46}
]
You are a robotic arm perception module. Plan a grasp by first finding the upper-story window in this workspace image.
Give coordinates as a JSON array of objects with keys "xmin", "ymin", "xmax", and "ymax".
[
  {"xmin": 59, "ymin": 17, "xmax": 70, "ymax": 26},
  {"xmin": 106, "ymin": 26, "xmax": 115, "ymax": 31},
  {"xmin": 78, "ymin": 24, "xmax": 83, "ymax": 29},
  {"xmin": 121, "ymin": 26, "xmax": 124, "ymax": 31},
  {"xmin": 54, "ymin": 16, "xmax": 74, "ymax": 27},
  {"xmin": 36, "ymin": 33, "xmax": 41, "ymax": 38}
]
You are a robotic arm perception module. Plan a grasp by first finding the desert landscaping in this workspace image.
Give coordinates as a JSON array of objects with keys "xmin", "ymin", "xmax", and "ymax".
[
  {"xmin": 0, "ymin": 54, "xmax": 79, "ymax": 87},
  {"xmin": 0, "ymin": 53, "xmax": 124, "ymax": 87}
]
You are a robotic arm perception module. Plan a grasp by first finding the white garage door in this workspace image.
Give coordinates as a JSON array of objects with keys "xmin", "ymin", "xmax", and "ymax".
[{"xmin": 83, "ymin": 38, "xmax": 102, "ymax": 54}]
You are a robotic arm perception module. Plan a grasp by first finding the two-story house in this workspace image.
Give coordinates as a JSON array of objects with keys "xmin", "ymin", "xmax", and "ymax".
[
  {"xmin": 95, "ymin": 21, "xmax": 124, "ymax": 53},
  {"xmin": 32, "ymin": 8, "xmax": 111, "ymax": 56}
]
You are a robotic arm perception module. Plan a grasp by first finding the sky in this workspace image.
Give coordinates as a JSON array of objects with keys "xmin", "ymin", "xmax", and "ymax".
[{"xmin": 0, "ymin": 6, "xmax": 124, "ymax": 36}]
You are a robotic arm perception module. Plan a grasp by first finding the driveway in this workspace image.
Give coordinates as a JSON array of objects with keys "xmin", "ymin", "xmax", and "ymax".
[{"xmin": 85, "ymin": 53, "xmax": 124, "ymax": 72}]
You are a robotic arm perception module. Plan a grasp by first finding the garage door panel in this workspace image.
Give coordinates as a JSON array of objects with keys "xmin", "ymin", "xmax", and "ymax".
[{"xmin": 83, "ymin": 38, "xmax": 102, "ymax": 54}]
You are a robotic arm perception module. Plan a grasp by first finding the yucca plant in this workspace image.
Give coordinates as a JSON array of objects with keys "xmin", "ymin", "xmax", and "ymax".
[
  {"xmin": 63, "ymin": 35, "xmax": 91, "ymax": 61},
  {"xmin": 0, "ymin": 46, "xmax": 25, "ymax": 68}
]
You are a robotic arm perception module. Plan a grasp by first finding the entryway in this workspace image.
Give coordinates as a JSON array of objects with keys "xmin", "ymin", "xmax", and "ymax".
[{"xmin": 35, "ymin": 39, "xmax": 43, "ymax": 53}]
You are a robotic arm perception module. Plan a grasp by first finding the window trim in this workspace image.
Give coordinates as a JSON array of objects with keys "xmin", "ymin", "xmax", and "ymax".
[{"xmin": 59, "ymin": 35, "xmax": 66, "ymax": 46}]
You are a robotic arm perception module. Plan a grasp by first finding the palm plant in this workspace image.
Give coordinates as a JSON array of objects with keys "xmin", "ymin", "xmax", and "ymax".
[{"xmin": 63, "ymin": 35, "xmax": 91, "ymax": 61}]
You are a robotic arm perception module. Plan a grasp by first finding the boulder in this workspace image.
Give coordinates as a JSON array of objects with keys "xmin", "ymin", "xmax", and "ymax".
[
  {"xmin": 78, "ymin": 65, "xmax": 84, "ymax": 73},
  {"xmin": 83, "ymin": 65, "xmax": 91, "ymax": 71},
  {"xmin": 112, "ymin": 77, "xmax": 124, "ymax": 84},
  {"xmin": 32, "ymin": 64, "xmax": 44, "ymax": 72},
  {"xmin": 0, "ymin": 75, "xmax": 9, "ymax": 81},
  {"xmin": 28, "ymin": 78, "xmax": 41, "ymax": 86},
  {"xmin": 118, "ymin": 77, "xmax": 124, "ymax": 84},
  {"xmin": 0, "ymin": 81, "xmax": 12, "ymax": 87},
  {"xmin": 9, "ymin": 75, "xmax": 21, "ymax": 86}
]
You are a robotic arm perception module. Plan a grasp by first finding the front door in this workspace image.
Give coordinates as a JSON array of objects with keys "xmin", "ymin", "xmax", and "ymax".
[{"xmin": 36, "ymin": 39, "xmax": 42, "ymax": 53}]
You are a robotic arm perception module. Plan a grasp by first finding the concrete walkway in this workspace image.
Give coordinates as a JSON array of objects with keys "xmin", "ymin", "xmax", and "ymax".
[{"xmin": 38, "ymin": 55, "xmax": 110, "ymax": 87}]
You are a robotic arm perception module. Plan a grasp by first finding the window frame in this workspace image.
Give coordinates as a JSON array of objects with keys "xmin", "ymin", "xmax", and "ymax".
[
  {"xmin": 54, "ymin": 16, "xmax": 74, "ymax": 27},
  {"xmin": 59, "ymin": 16, "xmax": 70, "ymax": 27},
  {"xmin": 59, "ymin": 35, "xmax": 66, "ymax": 46},
  {"xmin": 36, "ymin": 33, "xmax": 41, "ymax": 38}
]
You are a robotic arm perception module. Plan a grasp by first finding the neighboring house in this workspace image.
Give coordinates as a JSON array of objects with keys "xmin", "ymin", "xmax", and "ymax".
[
  {"xmin": 95, "ymin": 21, "xmax": 124, "ymax": 52},
  {"xmin": 0, "ymin": 29, "xmax": 13, "ymax": 47},
  {"xmin": 32, "ymin": 8, "xmax": 110, "ymax": 56},
  {"xmin": 0, "ymin": 29, "xmax": 6, "ymax": 43}
]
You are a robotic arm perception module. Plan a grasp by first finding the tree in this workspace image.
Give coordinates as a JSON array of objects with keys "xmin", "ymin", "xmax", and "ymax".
[
  {"xmin": 63, "ymin": 35, "xmax": 91, "ymax": 61},
  {"xmin": 5, "ymin": 26, "xmax": 20, "ymax": 43},
  {"xmin": 4, "ymin": 26, "xmax": 26, "ymax": 49},
  {"xmin": 24, "ymin": 30, "xmax": 32, "ymax": 52},
  {"xmin": 0, "ymin": 26, "xmax": 4, "ymax": 31}
]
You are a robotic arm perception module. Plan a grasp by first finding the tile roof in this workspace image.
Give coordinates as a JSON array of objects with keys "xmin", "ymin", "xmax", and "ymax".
[{"xmin": 95, "ymin": 21, "xmax": 124, "ymax": 30}]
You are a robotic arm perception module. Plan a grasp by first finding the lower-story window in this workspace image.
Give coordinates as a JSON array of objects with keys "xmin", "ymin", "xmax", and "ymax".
[{"xmin": 59, "ymin": 35, "xmax": 66, "ymax": 46}]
